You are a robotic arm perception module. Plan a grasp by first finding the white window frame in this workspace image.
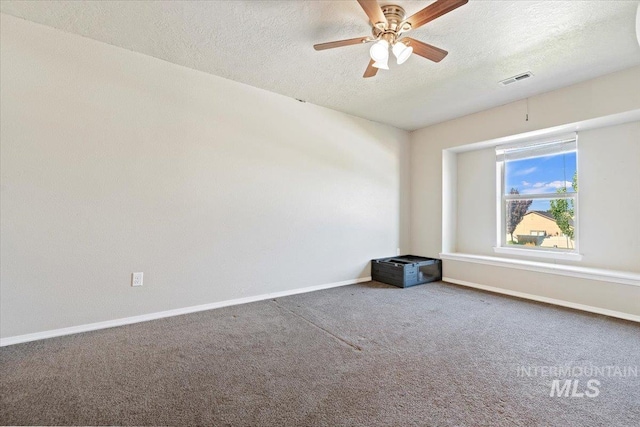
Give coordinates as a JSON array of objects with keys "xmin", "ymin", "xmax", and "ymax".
[{"xmin": 494, "ymin": 135, "xmax": 582, "ymax": 261}]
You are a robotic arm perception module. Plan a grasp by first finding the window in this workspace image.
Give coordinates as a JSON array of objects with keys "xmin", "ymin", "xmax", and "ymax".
[{"xmin": 496, "ymin": 136, "xmax": 578, "ymax": 257}]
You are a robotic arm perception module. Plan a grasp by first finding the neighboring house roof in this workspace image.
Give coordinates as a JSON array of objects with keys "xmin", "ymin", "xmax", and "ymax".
[
  {"xmin": 525, "ymin": 210, "xmax": 574, "ymax": 226},
  {"xmin": 528, "ymin": 210, "xmax": 555, "ymax": 221}
]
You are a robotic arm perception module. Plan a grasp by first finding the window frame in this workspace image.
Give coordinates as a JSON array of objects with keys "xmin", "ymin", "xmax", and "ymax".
[{"xmin": 495, "ymin": 136, "xmax": 581, "ymax": 260}]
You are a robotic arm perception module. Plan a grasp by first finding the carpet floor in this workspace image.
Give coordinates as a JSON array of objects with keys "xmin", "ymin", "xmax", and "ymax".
[{"xmin": 1, "ymin": 281, "xmax": 639, "ymax": 426}]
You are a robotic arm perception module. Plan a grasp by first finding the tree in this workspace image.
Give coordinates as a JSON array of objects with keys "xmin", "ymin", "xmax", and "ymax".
[
  {"xmin": 507, "ymin": 188, "xmax": 533, "ymax": 243},
  {"xmin": 550, "ymin": 172, "xmax": 577, "ymax": 244}
]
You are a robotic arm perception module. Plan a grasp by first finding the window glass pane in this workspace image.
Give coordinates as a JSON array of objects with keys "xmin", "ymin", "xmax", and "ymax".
[
  {"xmin": 505, "ymin": 198, "xmax": 576, "ymax": 250},
  {"xmin": 504, "ymin": 150, "xmax": 577, "ymax": 196}
]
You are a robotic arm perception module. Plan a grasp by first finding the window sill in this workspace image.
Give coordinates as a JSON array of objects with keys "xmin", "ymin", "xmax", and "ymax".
[
  {"xmin": 493, "ymin": 246, "xmax": 583, "ymax": 261},
  {"xmin": 439, "ymin": 252, "xmax": 640, "ymax": 287}
]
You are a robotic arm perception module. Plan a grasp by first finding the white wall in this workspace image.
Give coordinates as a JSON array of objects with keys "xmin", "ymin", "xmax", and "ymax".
[
  {"xmin": 411, "ymin": 66, "xmax": 640, "ymax": 317},
  {"xmin": 456, "ymin": 148, "xmax": 496, "ymax": 255},
  {"xmin": 0, "ymin": 14, "xmax": 410, "ymax": 339},
  {"xmin": 578, "ymin": 123, "xmax": 640, "ymax": 271}
]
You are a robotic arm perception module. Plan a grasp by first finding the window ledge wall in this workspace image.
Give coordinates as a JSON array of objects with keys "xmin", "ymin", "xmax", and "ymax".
[{"xmin": 440, "ymin": 252, "xmax": 640, "ymax": 287}]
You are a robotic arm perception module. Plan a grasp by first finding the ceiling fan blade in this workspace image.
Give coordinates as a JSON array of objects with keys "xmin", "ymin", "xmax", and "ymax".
[
  {"xmin": 314, "ymin": 36, "xmax": 372, "ymax": 51},
  {"xmin": 404, "ymin": 0, "xmax": 468, "ymax": 31},
  {"xmin": 363, "ymin": 59, "xmax": 379, "ymax": 78},
  {"xmin": 403, "ymin": 38, "xmax": 448, "ymax": 62},
  {"xmin": 357, "ymin": 0, "xmax": 387, "ymax": 26}
]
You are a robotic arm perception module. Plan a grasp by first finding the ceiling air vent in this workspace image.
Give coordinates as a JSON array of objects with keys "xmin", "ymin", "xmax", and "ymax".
[{"xmin": 499, "ymin": 72, "xmax": 533, "ymax": 86}]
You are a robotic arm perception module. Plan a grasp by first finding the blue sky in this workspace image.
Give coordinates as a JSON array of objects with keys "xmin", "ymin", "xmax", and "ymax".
[{"xmin": 505, "ymin": 151, "xmax": 577, "ymax": 211}]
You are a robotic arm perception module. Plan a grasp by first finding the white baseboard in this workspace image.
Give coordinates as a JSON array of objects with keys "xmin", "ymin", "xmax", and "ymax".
[
  {"xmin": 0, "ymin": 276, "xmax": 371, "ymax": 347},
  {"xmin": 443, "ymin": 277, "xmax": 640, "ymax": 323}
]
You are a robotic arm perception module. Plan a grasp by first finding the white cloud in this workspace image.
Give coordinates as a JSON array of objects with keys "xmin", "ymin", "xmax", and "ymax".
[
  {"xmin": 547, "ymin": 180, "xmax": 572, "ymax": 189},
  {"xmin": 513, "ymin": 167, "xmax": 537, "ymax": 176},
  {"xmin": 522, "ymin": 181, "xmax": 531, "ymax": 186},
  {"xmin": 520, "ymin": 181, "xmax": 572, "ymax": 194}
]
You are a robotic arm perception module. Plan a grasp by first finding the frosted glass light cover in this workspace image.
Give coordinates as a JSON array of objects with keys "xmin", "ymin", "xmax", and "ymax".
[
  {"xmin": 372, "ymin": 59, "xmax": 389, "ymax": 70},
  {"xmin": 369, "ymin": 40, "xmax": 389, "ymax": 62},
  {"xmin": 393, "ymin": 42, "xmax": 413, "ymax": 65},
  {"xmin": 636, "ymin": 3, "xmax": 640, "ymax": 47}
]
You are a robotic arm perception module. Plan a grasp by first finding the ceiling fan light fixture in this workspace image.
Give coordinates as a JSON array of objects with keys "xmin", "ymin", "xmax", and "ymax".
[
  {"xmin": 369, "ymin": 39, "xmax": 389, "ymax": 62},
  {"xmin": 313, "ymin": 0, "xmax": 468, "ymax": 78},
  {"xmin": 392, "ymin": 42, "xmax": 413, "ymax": 65}
]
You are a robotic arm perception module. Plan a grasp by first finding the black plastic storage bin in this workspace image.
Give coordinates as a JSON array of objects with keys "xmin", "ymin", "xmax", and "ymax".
[{"xmin": 371, "ymin": 255, "xmax": 442, "ymax": 288}]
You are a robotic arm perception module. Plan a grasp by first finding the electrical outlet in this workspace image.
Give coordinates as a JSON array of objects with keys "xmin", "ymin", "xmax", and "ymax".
[
  {"xmin": 396, "ymin": 248, "xmax": 401, "ymax": 255},
  {"xmin": 131, "ymin": 272, "xmax": 143, "ymax": 287}
]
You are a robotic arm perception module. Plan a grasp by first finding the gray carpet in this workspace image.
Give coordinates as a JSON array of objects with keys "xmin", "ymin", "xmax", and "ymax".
[{"xmin": 1, "ymin": 281, "xmax": 639, "ymax": 426}]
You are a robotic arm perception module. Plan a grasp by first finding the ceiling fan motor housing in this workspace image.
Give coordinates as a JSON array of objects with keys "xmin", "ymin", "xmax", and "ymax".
[
  {"xmin": 381, "ymin": 5, "xmax": 406, "ymax": 26},
  {"xmin": 372, "ymin": 4, "xmax": 410, "ymax": 41}
]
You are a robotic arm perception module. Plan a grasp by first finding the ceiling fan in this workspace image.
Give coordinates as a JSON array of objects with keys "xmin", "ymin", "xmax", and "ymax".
[{"xmin": 314, "ymin": 0, "xmax": 468, "ymax": 78}]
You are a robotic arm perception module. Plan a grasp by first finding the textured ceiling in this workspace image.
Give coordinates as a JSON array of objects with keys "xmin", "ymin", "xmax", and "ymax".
[{"xmin": 2, "ymin": 0, "xmax": 639, "ymax": 131}]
